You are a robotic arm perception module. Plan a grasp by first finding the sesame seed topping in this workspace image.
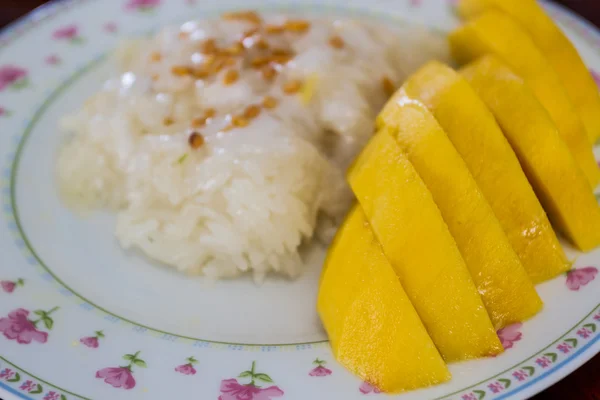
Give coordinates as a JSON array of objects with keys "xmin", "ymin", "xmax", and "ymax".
[
  {"xmin": 284, "ymin": 19, "xmax": 310, "ymax": 33},
  {"xmin": 188, "ymin": 132, "xmax": 205, "ymax": 149},
  {"xmin": 329, "ymin": 35, "xmax": 344, "ymax": 49},
  {"xmin": 231, "ymin": 115, "xmax": 249, "ymax": 127},
  {"xmin": 262, "ymin": 96, "xmax": 278, "ymax": 109},
  {"xmin": 223, "ymin": 69, "xmax": 240, "ymax": 85},
  {"xmin": 261, "ymin": 66, "xmax": 277, "ymax": 81},
  {"xmin": 204, "ymin": 108, "xmax": 216, "ymax": 118},
  {"xmin": 265, "ymin": 25, "xmax": 285, "ymax": 35},
  {"xmin": 222, "ymin": 11, "xmax": 262, "ymax": 25},
  {"xmin": 243, "ymin": 105, "xmax": 261, "ymax": 119},
  {"xmin": 171, "ymin": 65, "xmax": 192, "ymax": 76},
  {"xmin": 163, "ymin": 117, "xmax": 174, "ymax": 126},
  {"xmin": 283, "ymin": 79, "xmax": 303, "ymax": 94},
  {"xmin": 150, "ymin": 52, "xmax": 162, "ymax": 62},
  {"xmin": 200, "ymin": 38, "xmax": 217, "ymax": 54}
]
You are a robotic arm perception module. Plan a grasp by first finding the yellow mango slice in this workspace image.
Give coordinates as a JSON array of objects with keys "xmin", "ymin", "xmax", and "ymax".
[
  {"xmin": 382, "ymin": 61, "xmax": 569, "ymax": 283},
  {"xmin": 461, "ymin": 56, "xmax": 600, "ymax": 251},
  {"xmin": 318, "ymin": 206, "xmax": 450, "ymax": 392},
  {"xmin": 449, "ymin": 11, "xmax": 600, "ymax": 188},
  {"xmin": 379, "ymin": 100, "xmax": 542, "ymax": 328},
  {"xmin": 457, "ymin": 0, "xmax": 600, "ymax": 143},
  {"xmin": 348, "ymin": 130, "xmax": 502, "ymax": 361}
]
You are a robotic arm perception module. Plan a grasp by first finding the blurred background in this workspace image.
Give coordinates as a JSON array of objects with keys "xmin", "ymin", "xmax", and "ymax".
[{"xmin": 1, "ymin": 0, "xmax": 599, "ymax": 399}]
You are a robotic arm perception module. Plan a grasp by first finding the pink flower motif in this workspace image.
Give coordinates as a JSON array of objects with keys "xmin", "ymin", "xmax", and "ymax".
[
  {"xmin": 44, "ymin": 392, "xmax": 60, "ymax": 400},
  {"xmin": 104, "ymin": 22, "xmax": 118, "ymax": 33},
  {"xmin": 309, "ymin": 358, "xmax": 332, "ymax": 377},
  {"xmin": 81, "ymin": 336, "xmax": 99, "ymax": 348},
  {"xmin": 536, "ymin": 356, "xmax": 551, "ymax": 368},
  {"xmin": 219, "ymin": 362, "xmax": 283, "ymax": 400},
  {"xmin": 0, "ymin": 65, "xmax": 28, "ymax": 91},
  {"xmin": 125, "ymin": 0, "xmax": 161, "ymax": 11},
  {"xmin": 175, "ymin": 364, "xmax": 196, "ymax": 375},
  {"xmin": 45, "ymin": 55, "xmax": 61, "ymax": 65},
  {"xmin": 96, "ymin": 367, "xmax": 136, "ymax": 389},
  {"xmin": 497, "ymin": 322, "xmax": 522, "ymax": 350},
  {"xmin": 0, "ymin": 307, "xmax": 58, "ymax": 344},
  {"xmin": 461, "ymin": 394, "xmax": 477, "ymax": 400},
  {"xmin": 309, "ymin": 365, "xmax": 332, "ymax": 377},
  {"xmin": 175, "ymin": 356, "xmax": 197, "ymax": 375},
  {"xmin": 359, "ymin": 381, "xmax": 382, "ymax": 394},
  {"xmin": 0, "ymin": 107, "xmax": 6, "ymax": 117},
  {"xmin": 80, "ymin": 330, "xmax": 104, "ymax": 348},
  {"xmin": 20, "ymin": 380, "xmax": 35, "ymax": 392},
  {"xmin": 557, "ymin": 343, "xmax": 572, "ymax": 353},
  {"xmin": 594, "ymin": 313, "xmax": 600, "ymax": 321},
  {"xmin": 0, "ymin": 368, "xmax": 15, "ymax": 380},
  {"xmin": 488, "ymin": 382, "xmax": 504, "ymax": 393},
  {"xmin": 512, "ymin": 370, "xmax": 528, "ymax": 381},
  {"xmin": 577, "ymin": 327, "xmax": 592, "ymax": 339},
  {"xmin": 566, "ymin": 267, "xmax": 598, "ymax": 290},
  {"xmin": 53, "ymin": 25, "xmax": 79, "ymax": 40},
  {"xmin": 219, "ymin": 379, "xmax": 284, "ymax": 400},
  {"xmin": 96, "ymin": 351, "xmax": 145, "ymax": 390}
]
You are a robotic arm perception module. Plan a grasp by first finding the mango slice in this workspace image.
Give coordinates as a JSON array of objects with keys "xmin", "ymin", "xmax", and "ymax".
[
  {"xmin": 348, "ymin": 130, "xmax": 502, "ymax": 361},
  {"xmin": 449, "ymin": 11, "xmax": 600, "ymax": 188},
  {"xmin": 318, "ymin": 206, "xmax": 450, "ymax": 393},
  {"xmin": 382, "ymin": 61, "xmax": 569, "ymax": 283},
  {"xmin": 379, "ymin": 100, "xmax": 542, "ymax": 328},
  {"xmin": 457, "ymin": 0, "xmax": 600, "ymax": 143},
  {"xmin": 461, "ymin": 56, "xmax": 600, "ymax": 251}
]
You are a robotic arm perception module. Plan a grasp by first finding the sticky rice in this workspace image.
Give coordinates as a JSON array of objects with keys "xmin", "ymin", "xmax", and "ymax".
[{"xmin": 57, "ymin": 12, "xmax": 448, "ymax": 280}]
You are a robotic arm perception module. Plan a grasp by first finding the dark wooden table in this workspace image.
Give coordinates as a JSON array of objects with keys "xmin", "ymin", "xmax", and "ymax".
[{"xmin": 1, "ymin": 1, "xmax": 599, "ymax": 399}]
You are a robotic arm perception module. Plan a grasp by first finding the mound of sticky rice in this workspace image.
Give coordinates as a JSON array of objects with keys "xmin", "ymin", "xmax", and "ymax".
[{"xmin": 57, "ymin": 11, "xmax": 448, "ymax": 281}]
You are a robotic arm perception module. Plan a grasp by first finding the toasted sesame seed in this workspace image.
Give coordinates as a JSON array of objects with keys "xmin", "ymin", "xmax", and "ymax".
[
  {"xmin": 270, "ymin": 54, "xmax": 293, "ymax": 65},
  {"xmin": 283, "ymin": 79, "xmax": 303, "ymax": 94},
  {"xmin": 222, "ymin": 10, "xmax": 262, "ymax": 25},
  {"xmin": 271, "ymin": 48, "xmax": 293, "ymax": 56},
  {"xmin": 224, "ymin": 42, "xmax": 245, "ymax": 56},
  {"xmin": 204, "ymin": 108, "xmax": 216, "ymax": 118},
  {"xmin": 255, "ymin": 39, "xmax": 270, "ymax": 50},
  {"xmin": 223, "ymin": 69, "xmax": 239, "ymax": 85},
  {"xmin": 241, "ymin": 28, "xmax": 259, "ymax": 41},
  {"xmin": 223, "ymin": 57, "xmax": 237, "ymax": 67},
  {"xmin": 191, "ymin": 117, "xmax": 207, "ymax": 128},
  {"xmin": 251, "ymin": 56, "xmax": 270, "ymax": 68},
  {"xmin": 329, "ymin": 35, "xmax": 344, "ymax": 49},
  {"xmin": 171, "ymin": 65, "xmax": 192, "ymax": 76},
  {"xmin": 231, "ymin": 115, "xmax": 249, "ymax": 127},
  {"xmin": 265, "ymin": 25, "xmax": 285, "ymax": 34},
  {"xmin": 200, "ymin": 38, "xmax": 217, "ymax": 54},
  {"xmin": 381, "ymin": 76, "xmax": 395, "ymax": 97},
  {"xmin": 150, "ymin": 52, "xmax": 162, "ymax": 62},
  {"xmin": 192, "ymin": 67, "xmax": 210, "ymax": 79},
  {"xmin": 284, "ymin": 19, "xmax": 310, "ymax": 33},
  {"xmin": 262, "ymin": 96, "xmax": 278, "ymax": 109},
  {"xmin": 163, "ymin": 117, "xmax": 174, "ymax": 126},
  {"xmin": 243, "ymin": 104, "xmax": 261, "ymax": 119},
  {"xmin": 261, "ymin": 66, "xmax": 277, "ymax": 81},
  {"xmin": 202, "ymin": 54, "xmax": 216, "ymax": 67},
  {"xmin": 188, "ymin": 132, "xmax": 205, "ymax": 149}
]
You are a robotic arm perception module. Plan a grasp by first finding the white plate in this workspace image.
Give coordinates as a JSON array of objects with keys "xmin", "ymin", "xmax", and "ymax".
[{"xmin": 0, "ymin": 0, "xmax": 599, "ymax": 399}]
